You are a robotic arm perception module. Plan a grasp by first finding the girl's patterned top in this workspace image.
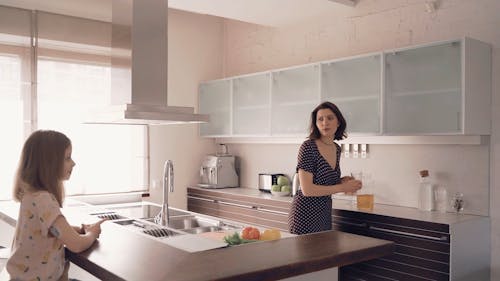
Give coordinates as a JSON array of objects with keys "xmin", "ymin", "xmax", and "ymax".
[
  {"xmin": 288, "ymin": 139, "xmax": 341, "ymax": 235},
  {"xmin": 6, "ymin": 191, "xmax": 65, "ymax": 281}
]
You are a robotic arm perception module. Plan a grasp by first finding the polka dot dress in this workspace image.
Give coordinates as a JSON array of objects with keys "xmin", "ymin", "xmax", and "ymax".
[{"xmin": 288, "ymin": 139, "xmax": 341, "ymax": 235}]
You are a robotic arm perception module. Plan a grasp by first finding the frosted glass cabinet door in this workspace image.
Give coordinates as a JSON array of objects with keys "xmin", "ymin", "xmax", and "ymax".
[
  {"xmin": 321, "ymin": 55, "xmax": 381, "ymax": 134},
  {"xmin": 271, "ymin": 65, "xmax": 319, "ymax": 135},
  {"xmin": 233, "ymin": 73, "xmax": 271, "ymax": 135},
  {"xmin": 199, "ymin": 80, "xmax": 231, "ymax": 136},
  {"xmin": 385, "ymin": 41, "xmax": 462, "ymax": 134}
]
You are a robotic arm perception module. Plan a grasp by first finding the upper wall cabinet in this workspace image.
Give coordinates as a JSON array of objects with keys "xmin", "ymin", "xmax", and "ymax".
[
  {"xmin": 199, "ymin": 37, "xmax": 491, "ymax": 138},
  {"xmin": 321, "ymin": 54, "xmax": 381, "ymax": 134},
  {"xmin": 232, "ymin": 73, "xmax": 271, "ymax": 135},
  {"xmin": 271, "ymin": 65, "xmax": 319, "ymax": 135},
  {"xmin": 384, "ymin": 38, "xmax": 491, "ymax": 135},
  {"xmin": 199, "ymin": 79, "xmax": 231, "ymax": 136}
]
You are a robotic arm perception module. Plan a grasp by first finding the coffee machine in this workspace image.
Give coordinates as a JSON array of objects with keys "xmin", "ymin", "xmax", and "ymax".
[{"xmin": 198, "ymin": 155, "xmax": 238, "ymax": 188}]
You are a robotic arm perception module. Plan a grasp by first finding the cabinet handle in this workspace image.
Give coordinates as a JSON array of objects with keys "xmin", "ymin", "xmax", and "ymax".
[
  {"xmin": 335, "ymin": 220, "xmax": 368, "ymax": 228},
  {"xmin": 257, "ymin": 207, "xmax": 288, "ymax": 215},
  {"xmin": 369, "ymin": 226, "xmax": 448, "ymax": 241},
  {"xmin": 187, "ymin": 195, "xmax": 216, "ymax": 203},
  {"xmin": 216, "ymin": 200, "xmax": 255, "ymax": 209},
  {"xmin": 188, "ymin": 195, "xmax": 256, "ymax": 209}
]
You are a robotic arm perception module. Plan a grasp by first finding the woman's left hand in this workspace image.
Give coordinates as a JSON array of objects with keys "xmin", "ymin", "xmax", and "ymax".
[{"xmin": 341, "ymin": 176, "xmax": 354, "ymax": 183}]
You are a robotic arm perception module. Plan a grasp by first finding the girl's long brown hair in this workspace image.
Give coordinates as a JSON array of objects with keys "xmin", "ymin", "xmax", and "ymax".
[{"xmin": 13, "ymin": 130, "xmax": 71, "ymax": 207}]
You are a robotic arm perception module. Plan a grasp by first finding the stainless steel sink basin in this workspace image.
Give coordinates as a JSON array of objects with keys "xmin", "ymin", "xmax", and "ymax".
[
  {"xmin": 144, "ymin": 215, "xmax": 241, "ymax": 234},
  {"xmin": 167, "ymin": 216, "xmax": 217, "ymax": 229},
  {"xmin": 182, "ymin": 226, "xmax": 222, "ymax": 234},
  {"xmin": 112, "ymin": 219, "xmax": 182, "ymax": 238}
]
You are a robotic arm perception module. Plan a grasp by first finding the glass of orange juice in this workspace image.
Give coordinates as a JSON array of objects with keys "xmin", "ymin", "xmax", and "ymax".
[{"xmin": 356, "ymin": 173, "xmax": 374, "ymax": 210}]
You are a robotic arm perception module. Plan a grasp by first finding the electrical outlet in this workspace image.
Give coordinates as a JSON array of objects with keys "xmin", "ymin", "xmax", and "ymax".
[
  {"xmin": 352, "ymin": 144, "xmax": 359, "ymax": 158},
  {"xmin": 361, "ymin": 144, "xmax": 367, "ymax": 158},
  {"xmin": 343, "ymin": 144, "xmax": 350, "ymax": 158}
]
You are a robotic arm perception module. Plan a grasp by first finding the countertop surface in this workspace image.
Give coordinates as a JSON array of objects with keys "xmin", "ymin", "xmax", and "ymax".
[
  {"xmin": 0, "ymin": 199, "xmax": 394, "ymax": 281},
  {"xmin": 188, "ymin": 186, "xmax": 487, "ymax": 226}
]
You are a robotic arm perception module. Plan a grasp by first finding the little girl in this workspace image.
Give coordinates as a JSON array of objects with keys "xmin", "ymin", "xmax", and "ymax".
[{"xmin": 3, "ymin": 130, "xmax": 104, "ymax": 281}]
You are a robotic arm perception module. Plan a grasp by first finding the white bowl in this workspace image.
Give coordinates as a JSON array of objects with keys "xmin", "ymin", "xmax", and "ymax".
[{"xmin": 271, "ymin": 190, "xmax": 291, "ymax": 197}]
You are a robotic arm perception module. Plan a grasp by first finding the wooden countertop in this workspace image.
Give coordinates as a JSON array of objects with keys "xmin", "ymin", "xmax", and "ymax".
[
  {"xmin": 0, "ymin": 200, "xmax": 394, "ymax": 281},
  {"xmin": 67, "ymin": 221, "xmax": 393, "ymax": 281}
]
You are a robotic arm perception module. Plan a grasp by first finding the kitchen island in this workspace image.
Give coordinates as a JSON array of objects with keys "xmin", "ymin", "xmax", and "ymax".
[{"xmin": 0, "ymin": 200, "xmax": 394, "ymax": 281}]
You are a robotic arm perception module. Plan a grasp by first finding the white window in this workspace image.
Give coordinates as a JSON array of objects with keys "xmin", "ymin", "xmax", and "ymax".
[
  {"xmin": 0, "ymin": 53, "xmax": 24, "ymax": 200},
  {"xmin": 0, "ymin": 7, "xmax": 148, "ymax": 200},
  {"xmin": 37, "ymin": 58, "xmax": 148, "ymax": 196}
]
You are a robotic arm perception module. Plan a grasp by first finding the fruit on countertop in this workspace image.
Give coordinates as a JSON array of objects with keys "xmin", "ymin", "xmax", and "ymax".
[
  {"xmin": 223, "ymin": 232, "xmax": 258, "ymax": 246},
  {"xmin": 241, "ymin": 226, "xmax": 260, "ymax": 240},
  {"xmin": 260, "ymin": 229, "xmax": 281, "ymax": 241},
  {"xmin": 271, "ymin": 184, "xmax": 282, "ymax": 192},
  {"xmin": 280, "ymin": 185, "xmax": 291, "ymax": 193},
  {"xmin": 277, "ymin": 175, "xmax": 289, "ymax": 186}
]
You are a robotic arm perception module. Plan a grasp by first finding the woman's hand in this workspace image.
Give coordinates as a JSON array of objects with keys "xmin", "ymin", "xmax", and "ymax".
[
  {"xmin": 340, "ymin": 176, "xmax": 354, "ymax": 183},
  {"xmin": 342, "ymin": 179, "xmax": 362, "ymax": 194}
]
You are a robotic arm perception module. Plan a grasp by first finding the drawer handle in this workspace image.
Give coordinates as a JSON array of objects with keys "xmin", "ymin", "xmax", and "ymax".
[
  {"xmin": 217, "ymin": 200, "xmax": 255, "ymax": 209},
  {"xmin": 188, "ymin": 195, "xmax": 255, "ymax": 209},
  {"xmin": 187, "ymin": 195, "xmax": 216, "ymax": 203},
  {"xmin": 336, "ymin": 221, "xmax": 368, "ymax": 228},
  {"xmin": 369, "ymin": 226, "xmax": 448, "ymax": 241},
  {"xmin": 257, "ymin": 207, "xmax": 288, "ymax": 215}
]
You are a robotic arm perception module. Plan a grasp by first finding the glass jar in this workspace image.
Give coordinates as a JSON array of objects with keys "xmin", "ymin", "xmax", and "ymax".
[{"xmin": 451, "ymin": 192, "xmax": 464, "ymax": 213}]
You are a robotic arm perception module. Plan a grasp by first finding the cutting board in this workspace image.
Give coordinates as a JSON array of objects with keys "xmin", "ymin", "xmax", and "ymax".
[{"xmin": 164, "ymin": 234, "xmax": 228, "ymax": 253}]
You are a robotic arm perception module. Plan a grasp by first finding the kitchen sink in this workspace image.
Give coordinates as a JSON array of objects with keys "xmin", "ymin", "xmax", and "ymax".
[
  {"xmin": 166, "ymin": 216, "xmax": 215, "ymax": 229},
  {"xmin": 112, "ymin": 219, "xmax": 182, "ymax": 238},
  {"xmin": 100, "ymin": 202, "xmax": 192, "ymax": 219},
  {"xmin": 144, "ymin": 215, "xmax": 241, "ymax": 234}
]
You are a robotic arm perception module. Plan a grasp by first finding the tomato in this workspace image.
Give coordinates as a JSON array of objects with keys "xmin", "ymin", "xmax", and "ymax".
[
  {"xmin": 260, "ymin": 229, "xmax": 281, "ymax": 241},
  {"xmin": 241, "ymin": 226, "xmax": 260, "ymax": 240}
]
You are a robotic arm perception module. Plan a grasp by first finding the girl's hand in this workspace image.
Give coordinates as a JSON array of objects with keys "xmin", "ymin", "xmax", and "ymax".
[{"xmin": 83, "ymin": 219, "xmax": 106, "ymax": 238}]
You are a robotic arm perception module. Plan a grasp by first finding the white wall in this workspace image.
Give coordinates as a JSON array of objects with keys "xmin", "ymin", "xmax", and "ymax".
[
  {"xmin": 217, "ymin": 0, "xmax": 500, "ymax": 279},
  {"xmin": 228, "ymin": 143, "xmax": 489, "ymax": 214},
  {"xmin": 148, "ymin": 9, "xmax": 222, "ymax": 210}
]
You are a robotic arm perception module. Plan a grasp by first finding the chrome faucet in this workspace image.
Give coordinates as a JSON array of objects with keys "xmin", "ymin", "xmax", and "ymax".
[{"xmin": 155, "ymin": 160, "xmax": 174, "ymax": 226}]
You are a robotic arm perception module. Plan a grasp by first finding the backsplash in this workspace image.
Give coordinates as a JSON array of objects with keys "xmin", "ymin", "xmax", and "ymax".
[{"xmin": 228, "ymin": 142, "xmax": 489, "ymax": 216}]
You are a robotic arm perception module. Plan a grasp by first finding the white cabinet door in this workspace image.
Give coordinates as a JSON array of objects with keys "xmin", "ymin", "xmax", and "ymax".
[
  {"xmin": 384, "ymin": 38, "xmax": 490, "ymax": 135},
  {"xmin": 199, "ymin": 80, "xmax": 232, "ymax": 136},
  {"xmin": 198, "ymin": 38, "xmax": 490, "ymax": 140},
  {"xmin": 271, "ymin": 65, "xmax": 320, "ymax": 136},
  {"xmin": 232, "ymin": 73, "xmax": 271, "ymax": 135},
  {"xmin": 321, "ymin": 54, "xmax": 381, "ymax": 134}
]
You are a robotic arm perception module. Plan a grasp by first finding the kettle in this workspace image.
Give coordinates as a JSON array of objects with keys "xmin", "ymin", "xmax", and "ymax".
[{"xmin": 292, "ymin": 173, "xmax": 300, "ymax": 196}]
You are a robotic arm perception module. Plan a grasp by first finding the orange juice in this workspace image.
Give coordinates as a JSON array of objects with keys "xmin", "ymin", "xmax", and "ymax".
[{"xmin": 357, "ymin": 194, "xmax": 374, "ymax": 210}]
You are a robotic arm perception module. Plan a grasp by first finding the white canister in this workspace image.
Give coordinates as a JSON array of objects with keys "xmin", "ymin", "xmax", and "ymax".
[
  {"xmin": 418, "ymin": 170, "xmax": 434, "ymax": 211},
  {"xmin": 434, "ymin": 186, "xmax": 448, "ymax": 213}
]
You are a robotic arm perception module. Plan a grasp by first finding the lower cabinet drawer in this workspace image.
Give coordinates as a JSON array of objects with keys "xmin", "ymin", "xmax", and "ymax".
[{"xmin": 334, "ymin": 211, "xmax": 450, "ymax": 281}]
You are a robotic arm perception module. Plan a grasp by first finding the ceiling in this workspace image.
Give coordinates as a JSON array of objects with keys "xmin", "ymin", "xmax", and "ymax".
[{"xmin": 0, "ymin": 0, "xmax": 357, "ymax": 27}]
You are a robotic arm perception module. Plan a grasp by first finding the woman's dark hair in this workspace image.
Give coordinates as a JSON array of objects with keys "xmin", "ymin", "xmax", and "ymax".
[{"xmin": 308, "ymin": 101, "xmax": 347, "ymax": 141}]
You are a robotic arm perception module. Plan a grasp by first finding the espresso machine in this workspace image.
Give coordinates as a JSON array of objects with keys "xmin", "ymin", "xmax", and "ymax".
[{"xmin": 198, "ymin": 154, "xmax": 239, "ymax": 189}]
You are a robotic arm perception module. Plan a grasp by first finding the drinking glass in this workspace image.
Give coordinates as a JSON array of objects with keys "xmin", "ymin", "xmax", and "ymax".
[
  {"xmin": 347, "ymin": 171, "xmax": 363, "ymax": 207},
  {"xmin": 356, "ymin": 173, "xmax": 374, "ymax": 211}
]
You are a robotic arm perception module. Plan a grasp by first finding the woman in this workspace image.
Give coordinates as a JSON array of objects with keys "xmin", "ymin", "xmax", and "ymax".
[
  {"xmin": 288, "ymin": 102, "xmax": 362, "ymax": 235},
  {"xmin": 3, "ymin": 130, "xmax": 105, "ymax": 281}
]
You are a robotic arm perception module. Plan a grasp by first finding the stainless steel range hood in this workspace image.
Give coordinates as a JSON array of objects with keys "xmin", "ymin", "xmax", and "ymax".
[{"xmin": 89, "ymin": 0, "xmax": 208, "ymax": 125}]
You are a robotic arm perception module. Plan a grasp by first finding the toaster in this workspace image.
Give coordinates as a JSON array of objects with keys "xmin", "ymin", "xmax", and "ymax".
[{"xmin": 258, "ymin": 173, "xmax": 284, "ymax": 192}]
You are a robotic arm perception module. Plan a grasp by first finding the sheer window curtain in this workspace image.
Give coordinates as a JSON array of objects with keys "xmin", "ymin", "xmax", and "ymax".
[{"xmin": 0, "ymin": 7, "xmax": 148, "ymax": 199}]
